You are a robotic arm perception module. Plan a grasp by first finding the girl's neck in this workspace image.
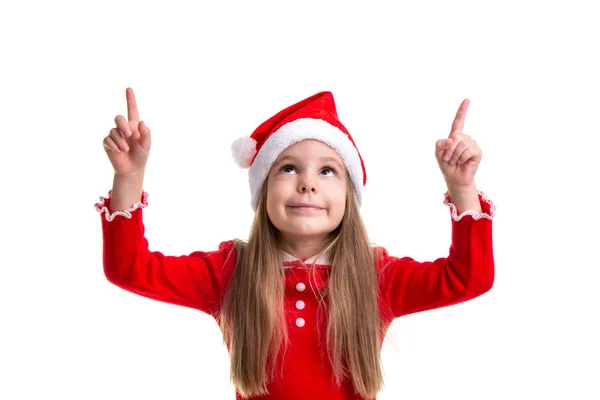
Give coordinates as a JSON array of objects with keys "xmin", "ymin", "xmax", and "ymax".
[{"xmin": 280, "ymin": 236, "xmax": 327, "ymax": 260}]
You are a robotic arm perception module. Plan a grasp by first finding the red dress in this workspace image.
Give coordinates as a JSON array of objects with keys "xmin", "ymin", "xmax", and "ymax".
[{"xmin": 94, "ymin": 190, "xmax": 496, "ymax": 400}]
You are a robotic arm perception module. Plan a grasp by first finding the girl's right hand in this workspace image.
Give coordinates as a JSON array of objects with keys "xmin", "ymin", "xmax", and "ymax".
[{"xmin": 103, "ymin": 87, "xmax": 152, "ymax": 176}]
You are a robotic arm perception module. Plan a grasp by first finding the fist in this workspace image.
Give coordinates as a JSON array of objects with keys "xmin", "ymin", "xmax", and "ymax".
[{"xmin": 435, "ymin": 99, "xmax": 482, "ymax": 188}]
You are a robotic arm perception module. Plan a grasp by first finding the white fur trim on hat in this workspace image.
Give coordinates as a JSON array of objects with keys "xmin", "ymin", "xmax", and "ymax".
[
  {"xmin": 231, "ymin": 136, "xmax": 257, "ymax": 168},
  {"xmin": 248, "ymin": 117, "xmax": 363, "ymax": 211}
]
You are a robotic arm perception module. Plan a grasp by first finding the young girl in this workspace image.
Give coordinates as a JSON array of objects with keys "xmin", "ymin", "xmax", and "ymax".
[{"xmin": 95, "ymin": 88, "xmax": 496, "ymax": 400}]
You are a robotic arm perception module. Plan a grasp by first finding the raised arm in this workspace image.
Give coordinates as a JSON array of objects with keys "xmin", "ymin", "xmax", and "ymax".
[
  {"xmin": 95, "ymin": 190, "xmax": 237, "ymax": 316},
  {"xmin": 95, "ymin": 88, "xmax": 238, "ymax": 315},
  {"xmin": 378, "ymin": 191, "xmax": 495, "ymax": 319}
]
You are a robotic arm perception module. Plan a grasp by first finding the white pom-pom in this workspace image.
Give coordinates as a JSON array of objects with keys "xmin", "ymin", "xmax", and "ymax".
[{"xmin": 231, "ymin": 136, "xmax": 257, "ymax": 168}]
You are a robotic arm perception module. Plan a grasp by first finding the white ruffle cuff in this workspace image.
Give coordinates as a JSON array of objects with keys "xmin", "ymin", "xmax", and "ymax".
[
  {"xmin": 443, "ymin": 190, "xmax": 496, "ymax": 222},
  {"xmin": 94, "ymin": 190, "xmax": 149, "ymax": 222}
]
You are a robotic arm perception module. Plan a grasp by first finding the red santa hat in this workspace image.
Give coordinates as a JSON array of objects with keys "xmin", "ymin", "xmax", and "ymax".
[{"xmin": 231, "ymin": 91, "xmax": 367, "ymax": 211}]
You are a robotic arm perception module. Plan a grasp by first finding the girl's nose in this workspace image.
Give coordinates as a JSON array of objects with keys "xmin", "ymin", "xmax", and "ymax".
[{"xmin": 298, "ymin": 172, "xmax": 318, "ymax": 193}]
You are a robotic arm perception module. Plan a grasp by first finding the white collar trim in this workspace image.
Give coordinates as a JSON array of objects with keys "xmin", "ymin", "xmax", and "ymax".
[{"xmin": 280, "ymin": 251, "xmax": 331, "ymax": 266}]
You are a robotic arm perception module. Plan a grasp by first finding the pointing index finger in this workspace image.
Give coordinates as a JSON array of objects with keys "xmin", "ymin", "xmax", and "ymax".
[
  {"xmin": 450, "ymin": 98, "xmax": 470, "ymax": 135},
  {"xmin": 126, "ymin": 87, "xmax": 140, "ymax": 122}
]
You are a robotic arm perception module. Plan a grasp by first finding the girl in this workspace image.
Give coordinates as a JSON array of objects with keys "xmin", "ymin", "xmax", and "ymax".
[{"xmin": 95, "ymin": 88, "xmax": 496, "ymax": 400}]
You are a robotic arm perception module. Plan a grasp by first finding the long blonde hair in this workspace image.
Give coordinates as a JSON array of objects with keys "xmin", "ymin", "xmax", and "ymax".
[{"xmin": 219, "ymin": 175, "xmax": 386, "ymax": 398}]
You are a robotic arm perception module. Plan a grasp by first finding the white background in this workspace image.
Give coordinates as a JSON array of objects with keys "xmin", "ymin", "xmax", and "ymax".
[{"xmin": 1, "ymin": 0, "xmax": 599, "ymax": 399}]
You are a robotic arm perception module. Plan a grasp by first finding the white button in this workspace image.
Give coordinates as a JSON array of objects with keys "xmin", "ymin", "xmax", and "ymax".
[
  {"xmin": 296, "ymin": 282, "xmax": 306, "ymax": 292},
  {"xmin": 296, "ymin": 318, "xmax": 305, "ymax": 327},
  {"xmin": 296, "ymin": 300, "xmax": 305, "ymax": 310}
]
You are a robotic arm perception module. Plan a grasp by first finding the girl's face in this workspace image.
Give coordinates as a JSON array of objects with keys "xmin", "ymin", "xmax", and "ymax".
[{"xmin": 266, "ymin": 139, "xmax": 348, "ymax": 247}]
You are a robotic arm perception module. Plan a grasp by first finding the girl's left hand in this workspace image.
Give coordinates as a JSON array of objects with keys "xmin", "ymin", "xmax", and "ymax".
[{"xmin": 435, "ymin": 99, "xmax": 482, "ymax": 188}]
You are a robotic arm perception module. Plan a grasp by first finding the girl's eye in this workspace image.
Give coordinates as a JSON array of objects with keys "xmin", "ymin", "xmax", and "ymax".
[
  {"xmin": 320, "ymin": 166, "xmax": 337, "ymax": 176},
  {"xmin": 280, "ymin": 165, "xmax": 297, "ymax": 174}
]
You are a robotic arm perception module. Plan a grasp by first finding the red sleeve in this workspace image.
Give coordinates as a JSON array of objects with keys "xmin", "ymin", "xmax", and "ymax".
[
  {"xmin": 95, "ymin": 190, "xmax": 237, "ymax": 317},
  {"xmin": 377, "ymin": 191, "xmax": 496, "ymax": 319}
]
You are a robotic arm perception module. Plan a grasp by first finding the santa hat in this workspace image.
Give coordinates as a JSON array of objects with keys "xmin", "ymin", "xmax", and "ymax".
[{"xmin": 231, "ymin": 91, "xmax": 367, "ymax": 211}]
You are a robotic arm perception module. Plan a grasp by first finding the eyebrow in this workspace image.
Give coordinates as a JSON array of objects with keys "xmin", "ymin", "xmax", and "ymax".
[{"xmin": 274, "ymin": 155, "xmax": 345, "ymax": 171}]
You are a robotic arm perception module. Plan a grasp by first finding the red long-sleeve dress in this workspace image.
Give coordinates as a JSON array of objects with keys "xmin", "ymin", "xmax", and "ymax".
[{"xmin": 94, "ymin": 190, "xmax": 496, "ymax": 400}]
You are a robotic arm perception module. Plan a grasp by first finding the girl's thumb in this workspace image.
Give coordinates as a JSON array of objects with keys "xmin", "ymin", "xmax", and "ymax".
[
  {"xmin": 139, "ymin": 121, "xmax": 149, "ymax": 135},
  {"xmin": 437, "ymin": 138, "xmax": 451, "ymax": 150},
  {"xmin": 138, "ymin": 121, "xmax": 151, "ymax": 149}
]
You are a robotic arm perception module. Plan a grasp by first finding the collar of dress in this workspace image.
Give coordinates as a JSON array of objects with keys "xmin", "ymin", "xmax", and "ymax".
[{"xmin": 280, "ymin": 251, "xmax": 330, "ymax": 267}]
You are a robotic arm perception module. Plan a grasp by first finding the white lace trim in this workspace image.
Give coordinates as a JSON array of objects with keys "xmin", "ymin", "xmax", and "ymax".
[
  {"xmin": 94, "ymin": 190, "xmax": 149, "ymax": 222},
  {"xmin": 280, "ymin": 251, "xmax": 330, "ymax": 266},
  {"xmin": 444, "ymin": 190, "xmax": 496, "ymax": 222}
]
